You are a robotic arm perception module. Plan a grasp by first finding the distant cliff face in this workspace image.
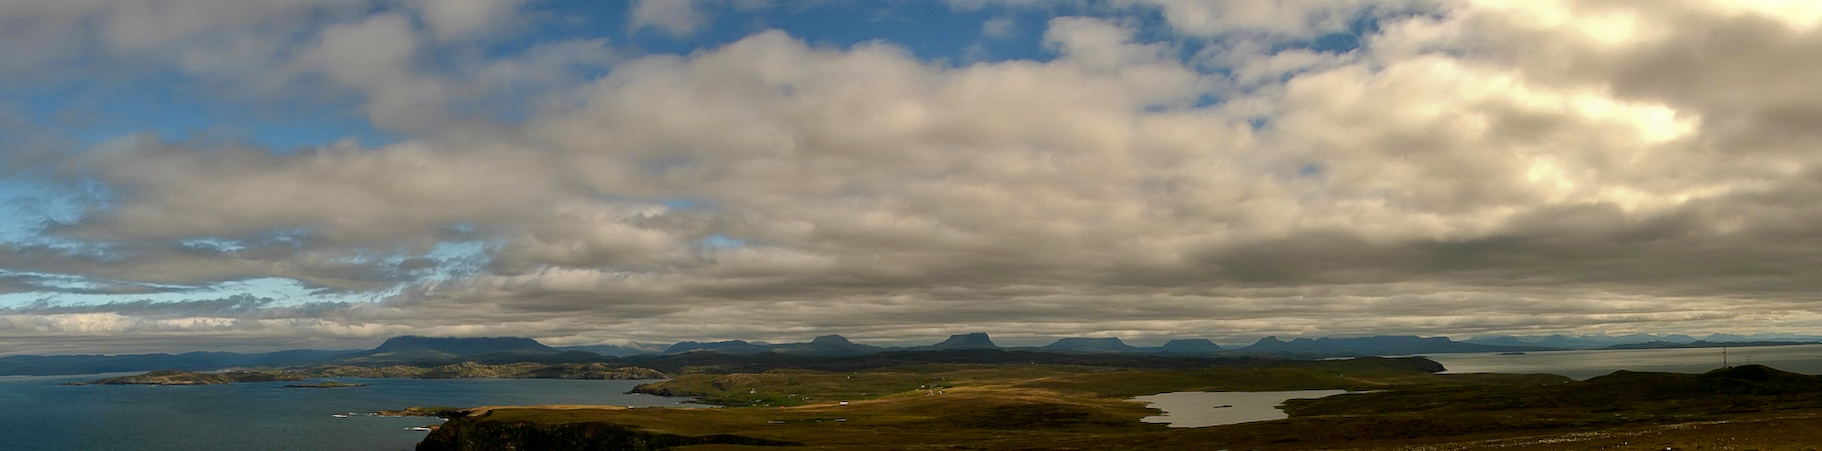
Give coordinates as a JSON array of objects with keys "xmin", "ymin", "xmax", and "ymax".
[{"xmin": 417, "ymin": 416, "xmax": 796, "ymax": 451}]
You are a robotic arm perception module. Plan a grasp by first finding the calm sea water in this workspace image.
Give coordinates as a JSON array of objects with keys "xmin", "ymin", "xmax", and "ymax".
[
  {"xmin": 1425, "ymin": 343, "xmax": 1822, "ymax": 380},
  {"xmin": 1132, "ymin": 390, "xmax": 1348, "ymax": 427},
  {"xmin": 0, "ymin": 374, "xmax": 690, "ymax": 451}
]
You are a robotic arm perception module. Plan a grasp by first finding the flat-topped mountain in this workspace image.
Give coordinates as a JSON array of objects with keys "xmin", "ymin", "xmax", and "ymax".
[
  {"xmin": 919, "ymin": 332, "xmax": 999, "ymax": 350},
  {"xmin": 1041, "ymin": 337, "xmax": 1140, "ymax": 353}
]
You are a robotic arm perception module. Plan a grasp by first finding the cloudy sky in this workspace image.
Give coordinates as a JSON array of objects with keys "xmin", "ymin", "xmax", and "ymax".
[{"xmin": 4, "ymin": 0, "xmax": 1822, "ymax": 354}]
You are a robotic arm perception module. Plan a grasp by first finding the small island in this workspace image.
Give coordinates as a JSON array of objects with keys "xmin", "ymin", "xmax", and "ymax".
[
  {"xmin": 66, "ymin": 370, "xmax": 306, "ymax": 386},
  {"xmin": 284, "ymin": 381, "xmax": 367, "ymax": 388}
]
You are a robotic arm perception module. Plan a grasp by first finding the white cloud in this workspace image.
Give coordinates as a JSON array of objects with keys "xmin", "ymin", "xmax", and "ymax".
[
  {"xmin": 629, "ymin": 0, "xmax": 774, "ymax": 37},
  {"xmin": 415, "ymin": 0, "xmax": 529, "ymax": 41}
]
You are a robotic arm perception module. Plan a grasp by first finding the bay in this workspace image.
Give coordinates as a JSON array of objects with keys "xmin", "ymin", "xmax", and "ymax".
[
  {"xmin": 1424, "ymin": 343, "xmax": 1822, "ymax": 380},
  {"xmin": 0, "ymin": 374, "xmax": 691, "ymax": 451}
]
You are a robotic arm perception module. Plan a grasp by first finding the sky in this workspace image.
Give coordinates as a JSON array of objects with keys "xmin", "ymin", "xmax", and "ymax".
[{"xmin": 4, "ymin": 0, "xmax": 1822, "ymax": 354}]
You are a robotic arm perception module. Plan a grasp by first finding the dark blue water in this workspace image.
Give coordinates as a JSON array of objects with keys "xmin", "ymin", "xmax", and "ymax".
[{"xmin": 0, "ymin": 374, "xmax": 691, "ymax": 451}]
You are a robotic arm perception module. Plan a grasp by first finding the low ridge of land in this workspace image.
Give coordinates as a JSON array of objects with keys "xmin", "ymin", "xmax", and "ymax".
[{"xmin": 66, "ymin": 370, "xmax": 305, "ymax": 385}]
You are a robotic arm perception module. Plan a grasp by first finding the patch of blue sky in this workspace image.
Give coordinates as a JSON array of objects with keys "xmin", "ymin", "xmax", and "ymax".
[
  {"xmin": 0, "ymin": 178, "xmax": 90, "ymax": 245},
  {"xmin": 203, "ymin": 277, "xmax": 397, "ymax": 305},
  {"xmin": 15, "ymin": 68, "xmax": 391, "ymax": 152},
  {"xmin": 524, "ymin": 0, "xmax": 1058, "ymax": 65},
  {"xmin": 0, "ymin": 276, "xmax": 394, "ymax": 310}
]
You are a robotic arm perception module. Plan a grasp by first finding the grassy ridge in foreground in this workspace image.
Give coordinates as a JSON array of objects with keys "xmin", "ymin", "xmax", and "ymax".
[
  {"xmin": 418, "ymin": 357, "xmax": 1560, "ymax": 450},
  {"xmin": 418, "ymin": 360, "xmax": 1822, "ymax": 450}
]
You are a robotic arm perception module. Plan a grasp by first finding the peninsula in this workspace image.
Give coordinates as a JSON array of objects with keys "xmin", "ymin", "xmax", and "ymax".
[{"xmin": 65, "ymin": 370, "xmax": 305, "ymax": 386}]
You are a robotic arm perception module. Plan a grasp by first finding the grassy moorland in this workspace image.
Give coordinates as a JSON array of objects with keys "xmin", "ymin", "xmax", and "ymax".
[{"xmin": 413, "ymin": 359, "xmax": 1822, "ymax": 451}]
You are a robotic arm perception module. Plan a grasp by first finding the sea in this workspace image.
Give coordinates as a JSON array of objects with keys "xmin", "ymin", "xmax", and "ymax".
[{"xmin": 0, "ymin": 375, "xmax": 691, "ymax": 451}]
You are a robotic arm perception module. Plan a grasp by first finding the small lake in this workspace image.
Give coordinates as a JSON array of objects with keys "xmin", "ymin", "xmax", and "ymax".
[
  {"xmin": 1131, "ymin": 390, "xmax": 1348, "ymax": 427},
  {"xmin": 1425, "ymin": 344, "xmax": 1822, "ymax": 380},
  {"xmin": 0, "ymin": 374, "xmax": 689, "ymax": 451}
]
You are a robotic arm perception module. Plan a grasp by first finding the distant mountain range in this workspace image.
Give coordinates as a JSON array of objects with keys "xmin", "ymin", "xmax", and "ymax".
[
  {"xmin": 1240, "ymin": 335, "xmax": 1555, "ymax": 355},
  {"xmin": 5, "ymin": 331, "xmax": 1818, "ymax": 376},
  {"xmin": 0, "ymin": 350, "xmax": 353, "ymax": 376}
]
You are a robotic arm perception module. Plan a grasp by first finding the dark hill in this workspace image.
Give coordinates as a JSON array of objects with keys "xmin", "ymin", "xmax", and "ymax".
[
  {"xmin": 1154, "ymin": 339, "xmax": 1223, "ymax": 353},
  {"xmin": 372, "ymin": 336, "xmax": 556, "ymax": 355},
  {"xmin": 1286, "ymin": 364, "xmax": 1822, "ymax": 418},
  {"xmin": 557, "ymin": 344, "xmax": 661, "ymax": 357},
  {"xmin": 346, "ymin": 336, "xmax": 561, "ymax": 363},
  {"xmin": 665, "ymin": 340, "xmax": 770, "ymax": 355}
]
